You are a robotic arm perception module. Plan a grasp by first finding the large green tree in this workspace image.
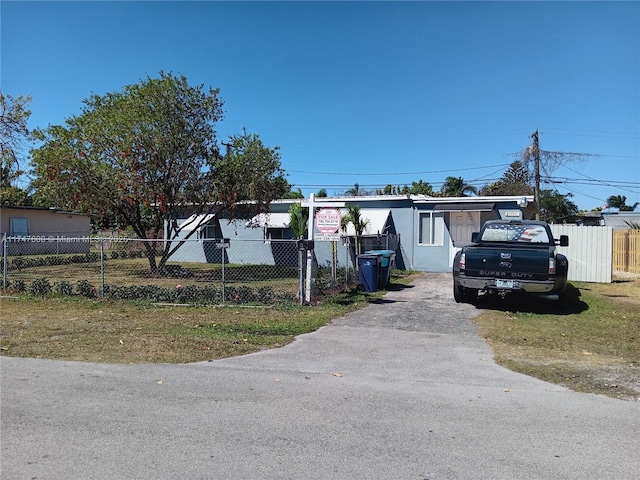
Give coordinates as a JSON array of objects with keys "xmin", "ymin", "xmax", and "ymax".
[
  {"xmin": 0, "ymin": 91, "xmax": 32, "ymax": 203},
  {"xmin": 30, "ymin": 72, "xmax": 289, "ymax": 272},
  {"xmin": 480, "ymin": 160, "xmax": 533, "ymax": 196},
  {"xmin": 539, "ymin": 190, "xmax": 579, "ymax": 224}
]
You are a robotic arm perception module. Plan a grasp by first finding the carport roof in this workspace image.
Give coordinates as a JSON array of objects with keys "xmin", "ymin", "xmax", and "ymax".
[
  {"xmin": 341, "ymin": 208, "xmax": 392, "ymax": 236},
  {"xmin": 179, "ymin": 213, "xmax": 216, "ymax": 232}
]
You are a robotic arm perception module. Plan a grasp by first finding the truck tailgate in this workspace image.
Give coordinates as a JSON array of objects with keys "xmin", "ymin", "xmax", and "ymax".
[{"xmin": 464, "ymin": 246, "xmax": 551, "ymax": 280}]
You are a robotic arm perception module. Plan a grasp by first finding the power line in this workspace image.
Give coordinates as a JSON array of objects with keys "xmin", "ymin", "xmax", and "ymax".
[
  {"xmin": 544, "ymin": 177, "xmax": 640, "ymax": 188},
  {"xmin": 540, "ymin": 127, "xmax": 640, "ymax": 140},
  {"xmin": 287, "ymin": 163, "xmax": 512, "ymax": 177}
]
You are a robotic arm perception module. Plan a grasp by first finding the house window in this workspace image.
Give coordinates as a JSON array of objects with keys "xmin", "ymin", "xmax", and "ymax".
[
  {"xmin": 10, "ymin": 217, "xmax": 29, "ymax": 237},
  {"xmin": 419, "ymin": 212, "xmax": 444, "ymax": 245},
  {"xmin": 264, "ymin": 228, "xmax": 296, "ymax": 242},
  {"xmin": 266, "ymin": 228, "xmax": 284, "ymax": 240},
  {"xmin": 200, "ymin": 222, "xmax": 222, "ymax": 240}
]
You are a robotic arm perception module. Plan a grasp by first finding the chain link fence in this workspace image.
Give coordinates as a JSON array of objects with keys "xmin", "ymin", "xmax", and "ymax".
[{"xmin": 1, "ymin": 235, "xmax": 364, "ymax": 305}]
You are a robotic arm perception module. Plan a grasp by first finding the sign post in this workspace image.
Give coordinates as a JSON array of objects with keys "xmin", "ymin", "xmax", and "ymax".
[{"xmin": 301, "ymin": 194, "xmax": 345, "ymax": 303}]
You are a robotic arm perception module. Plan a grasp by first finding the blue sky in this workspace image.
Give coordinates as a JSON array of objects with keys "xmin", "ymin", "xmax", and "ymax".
[{"xmin": 2, "ymin": 1, "xmax": 639, "ymax": 211}]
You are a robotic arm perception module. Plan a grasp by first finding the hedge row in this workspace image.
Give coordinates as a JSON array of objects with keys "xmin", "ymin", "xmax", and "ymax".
[
  {"xmin": 7, "ymin": 278, "xmax": 297, "ymax": 305},
  {"xmin": 8, "ymin": 253, "xmax": 101, "ymax": 270}
]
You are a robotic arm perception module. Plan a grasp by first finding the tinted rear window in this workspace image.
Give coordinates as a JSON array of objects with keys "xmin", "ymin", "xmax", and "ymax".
[{"xmin": 480, "ymin": 224, "xmax": 550, "ymax": 243}]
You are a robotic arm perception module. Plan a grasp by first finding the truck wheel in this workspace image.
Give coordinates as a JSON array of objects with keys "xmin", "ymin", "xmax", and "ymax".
[{"xmin": 453, "ymin": 283, "xmax": 464, "ymax": 303}]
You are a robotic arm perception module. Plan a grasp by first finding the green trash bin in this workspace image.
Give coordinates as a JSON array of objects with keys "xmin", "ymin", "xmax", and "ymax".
[{"xmin": 365, "ymin": 250, "xmax": 396, "ymax": 288}]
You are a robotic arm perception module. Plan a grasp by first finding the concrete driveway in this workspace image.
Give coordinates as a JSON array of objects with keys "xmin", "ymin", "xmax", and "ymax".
[{"xmin": 1, "ymin": 273, "xmax": 638, "ymax": 479}]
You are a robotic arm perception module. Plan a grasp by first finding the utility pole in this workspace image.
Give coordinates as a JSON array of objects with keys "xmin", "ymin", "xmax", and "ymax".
[{"xmin": 531, "ymin": 129, "xmax": 541, "ymax": 220}]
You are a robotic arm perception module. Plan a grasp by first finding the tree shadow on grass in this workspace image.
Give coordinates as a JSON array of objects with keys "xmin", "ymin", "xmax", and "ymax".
[{"xmin": 474, "ymin": 283, "xmax": 589, "ymax": 315}]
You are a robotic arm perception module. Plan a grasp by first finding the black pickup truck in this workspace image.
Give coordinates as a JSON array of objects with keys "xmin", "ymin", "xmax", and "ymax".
[{"xmin": 452, "ymin": 220, "xmax": 569, "ymax": 303}]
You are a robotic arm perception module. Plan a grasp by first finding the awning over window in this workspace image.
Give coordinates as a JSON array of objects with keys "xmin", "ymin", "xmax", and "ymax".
[
  {"xmin": 246, "ymin": 212, "xmax": 291, "ymax": 229},
  {"xmin": 179, "ymin": 213, "xmax": 216, "ymax": 232},
  {"xmin": 341, "ymin": 209, "xmax": 392, "ymax": 236},
  {"xmin": 432, "ymin": 203, "xmax": 495, "ymax": 212}
]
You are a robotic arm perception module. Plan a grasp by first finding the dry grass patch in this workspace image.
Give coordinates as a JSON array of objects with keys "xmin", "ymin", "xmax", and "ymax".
[
  {"xmin": 474, "ymin": 276, "xmax": 640, "ymax": 400},
  {"xmin": 0, "ymin": 296, "xmax": 367, "ymax": 364},
  {"xmin": 0, "ymin": 272, "xmax": 423, "ymax": 364}
]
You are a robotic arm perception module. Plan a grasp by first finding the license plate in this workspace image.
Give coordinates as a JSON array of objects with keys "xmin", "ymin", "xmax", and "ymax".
[{"xmin": 496, "ymin": 279, "xmax": 514, "ymax": 288}]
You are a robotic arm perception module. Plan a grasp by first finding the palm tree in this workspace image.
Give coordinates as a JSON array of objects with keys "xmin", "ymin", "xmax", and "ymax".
[
  {"xmin": 441, "ymin": 176, "xmax": 478, "ymax": 197},
  {"xmin": 406, "ymin": 179, "xmax": 435, "ymax": 196},
  {"xmin": 607, "ymin": 195, "xmax": 638, "ymax": 212},
  {"xmin": 288, "ymin": 202, "xmax": 308, "ymax": 239},
  {"xmin": 344, "ymin": 183, "xmax": 361, "ymax": 196},
  {"xmin": 341, "ymin": 204, "xmax": 369, "ymax": 255}
]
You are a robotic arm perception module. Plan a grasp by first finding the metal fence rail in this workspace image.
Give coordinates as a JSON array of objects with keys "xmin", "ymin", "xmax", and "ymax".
[{"xmin": 1, "ymin": 235, "xmax": 359, "ymax": 304}]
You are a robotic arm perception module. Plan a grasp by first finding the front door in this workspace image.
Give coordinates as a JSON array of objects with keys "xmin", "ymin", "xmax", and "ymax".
[{"xmin": 448, "ymin": 211, "xmax": 480, "ymax": 268}]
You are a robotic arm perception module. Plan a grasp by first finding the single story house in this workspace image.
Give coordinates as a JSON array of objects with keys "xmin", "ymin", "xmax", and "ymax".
[
  {"xmin": 572, "ymin": 211, "xmax": 640, "ymax": 229},
  {"xmin": 0, "ymin": 206, "xmax": 91, "ymax": 255},
  {"xmin": 168, "ymin": 194, "xmax": 537, "ymax": 273}
]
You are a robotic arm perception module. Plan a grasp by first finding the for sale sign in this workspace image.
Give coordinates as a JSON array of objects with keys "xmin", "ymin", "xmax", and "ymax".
[{"xmin": 314, "ymin": 208, "xmax": 342, "ymax": 240}]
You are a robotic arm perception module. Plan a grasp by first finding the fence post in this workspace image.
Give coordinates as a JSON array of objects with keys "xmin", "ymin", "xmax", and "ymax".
[
  {"xmin": 299, "ymin": 249, "xmax": 304, "ymax": 305},
  {"xmin": 100, "ymin": 238, "xmax": 105, "ymax": 298},
  {"xmin": 2, "ymin": 233, "xmax": 7, "ymax": 290},
  {"xmin": 221, "ymin": 244, "xmax": 226, "ymax": 303},
  {"xmin": 345, "ymin": 237, "xmax": 350, "ymax": 288}
]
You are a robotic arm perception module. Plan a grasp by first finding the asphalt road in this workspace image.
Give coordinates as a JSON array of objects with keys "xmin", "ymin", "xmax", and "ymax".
[{"xmin": 1, "ymin": 273, "xmax": 639, "ymax": 480}]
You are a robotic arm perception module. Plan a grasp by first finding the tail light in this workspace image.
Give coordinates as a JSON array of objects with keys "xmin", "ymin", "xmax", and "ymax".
[
  {"xmin": 459, "ymin": 252, "xmax": 466, "ymax": 270},
  {"xmin": 549, "ymin": 257, "xmax": 556, "ymax": 275}
]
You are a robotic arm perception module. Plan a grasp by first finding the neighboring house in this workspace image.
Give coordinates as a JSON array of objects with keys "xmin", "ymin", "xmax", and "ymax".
[
  {"xmin": 602, "ymin": 212, "xmax": 640, "ymax": 229},
  {"xmin": 0, "ymin": 206, "xmax": 91, "ymax": 255},
  {"xmin": 572, "ymin": 211, "xmax": 640, "ymax": 229},
  {"xmin": 168, "ymin": 194, "xmax": 537, "ymax": 273}
]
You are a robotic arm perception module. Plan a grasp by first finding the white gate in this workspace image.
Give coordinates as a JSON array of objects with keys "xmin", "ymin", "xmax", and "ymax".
[{"xmin": 550, "ymin": 225, "xmax": 612, "ymax": 283}]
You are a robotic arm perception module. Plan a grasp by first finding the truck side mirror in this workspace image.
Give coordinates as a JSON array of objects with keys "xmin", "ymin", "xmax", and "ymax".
[
  {"xmin": 471, "ymin": 232, "xmax": 479, "ymax": 243},
  {"xmin": 558, "ymin": 235, "xmax": 569, "ymax": 247}
]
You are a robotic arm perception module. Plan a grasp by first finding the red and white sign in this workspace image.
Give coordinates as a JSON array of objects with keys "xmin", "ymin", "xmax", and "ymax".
[{"xmin": 315, "ymin": 208, "xmax": 342, "ymax": 234}]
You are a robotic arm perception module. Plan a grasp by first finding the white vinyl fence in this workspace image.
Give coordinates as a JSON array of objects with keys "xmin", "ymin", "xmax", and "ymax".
[{"xmin": 550, "ymin": 225, "xmax": 612, "ymax": 283}]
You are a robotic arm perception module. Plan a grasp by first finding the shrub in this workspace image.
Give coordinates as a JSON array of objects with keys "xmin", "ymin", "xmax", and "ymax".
[
  {"xmin": 13, "ymin": 279, "xmax": 26, "ymax": 292},
  {"xmin": 54, "ymin": 281, "xmax": 74, "ymax": 296},
  {"xmin": 236, "ymin": 285, "xmax": 256, "ymax": 303},
  {"xmin": 12, "ymin": 257, "xmax": 26, "ymax": 269},
  {"xmin": 77, "ymin": 279, "xmax": 97, "ymax": 298},
  {"xmin": 29, "ymin": 278, "xmax": 52, "ymax": 296},
  {"xmin": 175, "ymin": 285, "xmax": 202, "ymax": 303},
  {"xmin": 256, "ymin": 286, "xmax": 275, "ymax": 304},
  {"xmin": 274, "ymin": 290, "xmax": 297, "ymax": 305},
  {"xmin": 200, "ymin": 285, "xmax": 219, "ymax": 303}
]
